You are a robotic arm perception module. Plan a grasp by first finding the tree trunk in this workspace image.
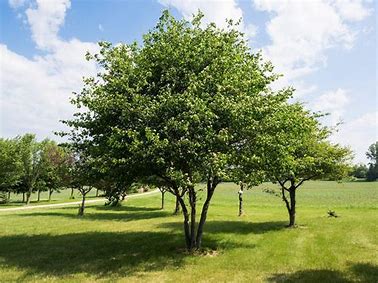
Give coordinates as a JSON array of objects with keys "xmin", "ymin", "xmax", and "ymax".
[
  {"xmin": 26, "ymin": 189, "xmax": 32, "ymax": 205},
  {"xmin": 22, "ymin": 192, "xmax": 25, "ymax": 203},
  {"xmin": 7, "ymin": 191, "xmax": 11, "ymax": 201},
  {"xmin": 238, "ymin": 182, "xmax": 244, "ymax": 216},
  {"xmin": 195, "ymin": 186, "xmax": 215, "ymax": 249},
  {"xmin": 48, "ymin": 188, "xmax": 53, "ymax": 201},
  {"xmin": 173, "ymin": 196, "xmax": 180, "ymax": 215},
  {"xmin": 37, "ymin": 190, "xmax": 41, "ymax": 202},
  {"xmin": 189, "ymin": 188, "xmax": 197, "ymax": 250},
  {"xmin": 176, "ymin": 195, "xmax": 191, "ymax": 249},
  {"xmin": 161, "ymin": 191, "xmax": 165, "ymax": 209},
  {"xmin": 70, "ymin": 188, "xmax": 74, "ymax": 198},
  {"xmin": 96, "ymin": 189, "xmax": 99, "ymax": 197},
  {"xmin": 78, "ymin": 193, "xmax": 86, "ymax": 216},
  {"xmin": 288, "ymin": 188, "xmax": 296, "ymax": 227}
]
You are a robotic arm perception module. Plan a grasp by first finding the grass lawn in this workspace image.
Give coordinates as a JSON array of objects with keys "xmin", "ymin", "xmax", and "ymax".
[{"xmin": 0, "ymin": 181, "xmax": 377, "ymax": 282}]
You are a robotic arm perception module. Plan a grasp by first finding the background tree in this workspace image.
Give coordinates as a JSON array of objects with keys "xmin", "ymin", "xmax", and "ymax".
[
  {"xmin": 351, "ymin": 164, "xmax": 368, "ymax": 179},
  {"xmin": 366, "ymin": 141, "xmax": 378, "ymax": 181},
  {"xmin": 18, "ymin": 134, "xmax": 49, "ymax": 205},
  {"xmin": 63, "ymin": 11, "xmax": 291, "ymax": 251},
  {"xmin": 0, "ymin": 137, "xmax": 22, "ymax": 202}
]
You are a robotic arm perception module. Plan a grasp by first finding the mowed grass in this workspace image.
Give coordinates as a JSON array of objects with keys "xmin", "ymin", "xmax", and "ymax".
[{"xmin": 0, "ymin": 181, "xmax": 377, "ymax": 282}]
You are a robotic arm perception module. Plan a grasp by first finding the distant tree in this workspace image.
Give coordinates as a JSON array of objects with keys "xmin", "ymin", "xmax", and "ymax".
[
  {"xmin": 63, "ymin": 11, "xmax": 293, "ymax": 251},
  {"xmin": 17, "ymin": 134, "xmax": 50, "ymax": 205},
  {"xmin": 0, "ymin": 137, "xmax": 22, "ymax": 201},
  {"xmin": 351, "ymin": 164, "xmax": 368, "ymax": 179},
  {"xmin": 366, "ymin": 142, "xmax": 378, "ymax": 181}
]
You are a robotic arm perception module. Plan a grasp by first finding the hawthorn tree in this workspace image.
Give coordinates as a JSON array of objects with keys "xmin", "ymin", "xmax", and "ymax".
[
  {"xmin": 259, "ymin": 104, "xmax": 352, "ymax": 227},
  {"xmin": 64, "ymin": 11, "xmax": 293, "ymax": 250}
]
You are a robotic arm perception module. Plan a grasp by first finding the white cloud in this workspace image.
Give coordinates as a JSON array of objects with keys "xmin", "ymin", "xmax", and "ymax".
[
  {"xmin": 25, "ymin": 0, "xmax": 71, "ymax": 50},
  {"xmin": 98, "ymin": 24, "xmax": 104, "ymax": 32},
  {"xmin": 158, "ymin": 0, "xmax": 257, "ymax": 37},
  {"xmin": 9, "ymin": 0, "xmax": 27, "ymax": 8},
  {"xmin": 332, "ymin": 111, "xmax": 378, "ymax": 163},
  {"xmin": 1, "ymin": 0, "xmax": 98, "ymax": 139},
  {"xmin": 311, "ymin": 88, "xmax": 350, "ymax": 126},
  {"xmin": 253, "ymin": 0, "xmax": 371, "ymax": 94}
]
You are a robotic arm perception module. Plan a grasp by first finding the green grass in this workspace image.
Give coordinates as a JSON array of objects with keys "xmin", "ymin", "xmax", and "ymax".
[{"xmin": 0, "ymin": 181, "xmax": 377, "ymax": 282}]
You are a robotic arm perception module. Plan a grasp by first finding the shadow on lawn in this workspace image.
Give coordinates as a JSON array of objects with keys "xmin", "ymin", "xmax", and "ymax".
[
  {"xmin": 160, "ymin": 220, "xmax": 287, "ymax": 235},
  {"xmin": 267, "ymin": 263, "xmax": 378, "ymax": 283},
  {"xmin": 0, "ymin": 230, "xmax": 254, "ymax": 279}
]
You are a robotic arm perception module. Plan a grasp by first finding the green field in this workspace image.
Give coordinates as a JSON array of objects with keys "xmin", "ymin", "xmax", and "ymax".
[{"xmin": 0, "ymin": 181, "xmax": 377, "ymax": 282}]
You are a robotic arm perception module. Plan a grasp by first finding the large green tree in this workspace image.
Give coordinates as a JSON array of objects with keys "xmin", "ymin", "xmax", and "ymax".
[{"xmin": 64, "ymin": 11, "xmax": 293, "ymax": 250}]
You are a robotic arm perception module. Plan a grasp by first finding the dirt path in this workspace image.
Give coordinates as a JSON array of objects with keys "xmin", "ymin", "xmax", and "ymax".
[{"xmin": 0, "ymin": 190, "xmax": 159, "ymax": 212}]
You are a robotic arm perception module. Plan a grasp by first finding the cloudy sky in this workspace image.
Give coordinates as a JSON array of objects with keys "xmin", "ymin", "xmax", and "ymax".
[{"xmin": 0, "ymin": 0, "xmax": 376, "ymax": 163}]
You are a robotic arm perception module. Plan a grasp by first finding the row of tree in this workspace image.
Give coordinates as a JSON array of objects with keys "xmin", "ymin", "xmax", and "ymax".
[
  {"xmin": 350, "ymin": 142, "xmax": 378, "ymax": 181},
  {"xmin": 60, "ymin": 11, "xmax": 353, "ymax": 251},
  {"xmin": 0, "ymin": 134, "xmax": 73, "ymax": 204}
]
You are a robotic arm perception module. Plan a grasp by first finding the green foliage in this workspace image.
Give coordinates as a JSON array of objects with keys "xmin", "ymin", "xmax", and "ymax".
[
  {"xmin": 366, "ymin": 141, "xmax": 378, "ymax": 181},
  {"xmin": 63, "ymin": 10, "xmax": 293, "ymax": 250},
  {"xmin": 0, "ymin": 137, "xmax": 22, "ymax": 191},
  {"xmin": 351, "ymin": 163, "xmax": 368, "ymax": 179}
]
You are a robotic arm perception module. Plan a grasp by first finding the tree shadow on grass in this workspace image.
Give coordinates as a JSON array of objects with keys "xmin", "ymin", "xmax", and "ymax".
[
  {"xmin": 267, "ymin": 263, "xmax": 378, "ymax": 283},
  {"xmin": 0, "ymin": 230, "xmax": 256, "ymax": 280},
  {"xmin": 159, "ymin": 220, "xmax": 287, "ymax": 235},
  {"xmin": 15, "ymin": 209, "xmax": 172, "ymax": 222}
]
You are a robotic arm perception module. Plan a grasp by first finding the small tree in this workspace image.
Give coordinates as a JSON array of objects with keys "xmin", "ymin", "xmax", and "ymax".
[{"xmin": 261, "ymin": 105, "xmax": 352, "ymax": 227}]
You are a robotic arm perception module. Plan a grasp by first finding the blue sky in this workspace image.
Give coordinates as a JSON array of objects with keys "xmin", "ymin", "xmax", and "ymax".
[{"xmin": 0, "ymin": 0, "xmax": 376, "ymax": 163}]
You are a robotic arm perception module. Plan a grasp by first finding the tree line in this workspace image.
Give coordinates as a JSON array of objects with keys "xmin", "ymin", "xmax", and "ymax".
[{"xmin": 350, "ymin": 142, "xmax": 378, "ymax": 181}]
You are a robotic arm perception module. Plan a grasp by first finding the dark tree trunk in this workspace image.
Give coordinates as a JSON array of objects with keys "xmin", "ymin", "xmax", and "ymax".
[
  {"xmin": 70, "ymin": 188, "xmax": 74, "ymax": 198},
  {"xmin": 26, "ymin": 190, "xmax": 32, "ymax": 205},
  {"xmin": 173, "ymin": 196, "xmax": 180, "ymax": 215},
  {"xmin": 37, "ymin": 190, "xmax": 41, "ymax": 202},
  {"xmin": 238, "ymin": 182, "xmax": 244, "ymax": 216},
  {"xmin": 188, "ymin": 187, "xmax": 197, "ymax": 250},
  {"xmin": 161, "ymin": 191, "xmax": 165, "ymax": 209},
  {"xmin": 78, "ymin": 193, "xmax": 86, "ymax": 216},
  {"xmin": 288, "ymin": 188, "xmax": 296, "ymax": 227},
  {"xmin": 195, "ymin": 182, "xmax": 216, "ymax": 249},
  {"xmin": 177, "ymin": 195, "xmax": 191, "ymax": 249},
  {"xmin": 22, "ymin": 192, "xmax": 25, "ymax": 203},
  {"xmin": 7, "ymin": 191, "xmax": 11, "ymax": 201},
  {"xmin": 96, "ymin": 189, "xmax": 99, "ymax": 197},
  {"xmin": 48, "ymin": 188, "xmax": 53, "ymax": 201}
]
